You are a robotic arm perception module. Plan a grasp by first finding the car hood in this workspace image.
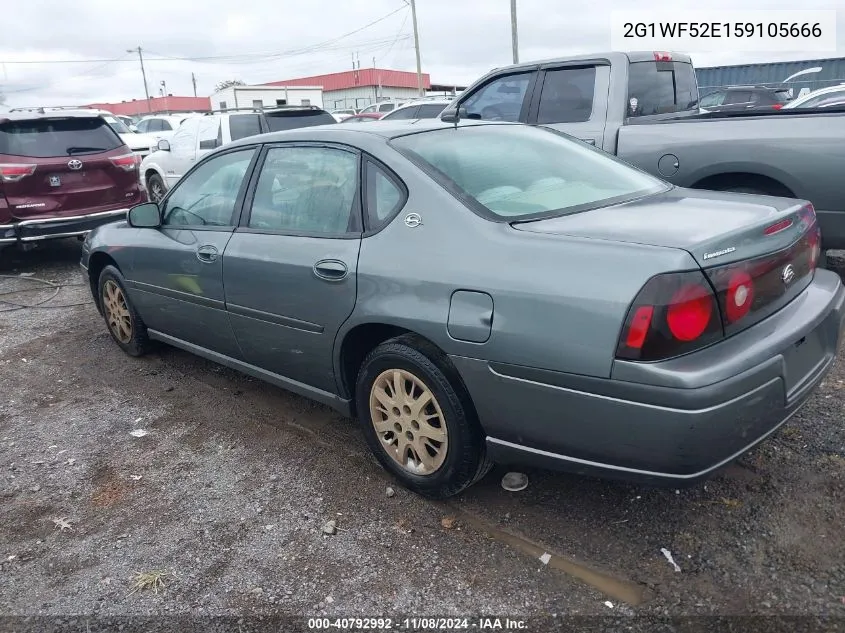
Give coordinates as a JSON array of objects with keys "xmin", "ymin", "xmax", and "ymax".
[
  {"xmin": 511, "ymin": 187, "xmax": 813, "ymax": 267},
  {"xmin": 119, "ymin": 132, "xmax": 159, "ymax": 150}
]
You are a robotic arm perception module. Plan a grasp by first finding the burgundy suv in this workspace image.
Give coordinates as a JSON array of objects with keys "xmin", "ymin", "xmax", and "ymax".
[{"xmin": 0, "ymin": 110, "xmax": 146, "ymax": 246}]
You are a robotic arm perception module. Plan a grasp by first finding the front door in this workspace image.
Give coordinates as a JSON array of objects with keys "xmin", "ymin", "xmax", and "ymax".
[
  {"xmin": 127, "ymin": 146, "xmax": 259, "ymax": 358},
  {"xmin": 222, "ymin": 143, "xmax": 362, "ymax": 393}
]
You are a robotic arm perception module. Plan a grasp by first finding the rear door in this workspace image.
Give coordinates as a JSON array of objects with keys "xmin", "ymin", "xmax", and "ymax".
[
  {"xmin": 0, "ymin": 116, "xmax": 135, "ymax": 220},
  {"xmin": 222, "ymin": 143, "xmax": 362, "ymax": 393},
  {"xmin": 526, "ymin": 63, "xmax": 610, "ymax": 147}
]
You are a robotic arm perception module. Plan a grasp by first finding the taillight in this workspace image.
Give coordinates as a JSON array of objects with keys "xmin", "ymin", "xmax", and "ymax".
[
  {"xmin": 772, "ymin": 104, "xmax": 783, "ymax": 110},
  {"xmin": 0, "ymin": 163, "xmax": 37, "ymax": 183},
  {"xmin": 616, "ymin": 271, "xmax": 723, "ymax": 361},
  {"xmin": 109, "ymin": 153, "xmax": 137, "ymax": 172},
  {"xmin": 653, "ymin": 51, "xmax": 673, "ymax": 61}
]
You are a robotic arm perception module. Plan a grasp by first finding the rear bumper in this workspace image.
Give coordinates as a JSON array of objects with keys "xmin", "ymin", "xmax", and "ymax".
[
  {"xmin": 451, "ymin": 269, "xmax": 845, "ymax": 485},
  {"xmin": 0, "ymin": 208, "xmax": 131, "ymax": 244}
]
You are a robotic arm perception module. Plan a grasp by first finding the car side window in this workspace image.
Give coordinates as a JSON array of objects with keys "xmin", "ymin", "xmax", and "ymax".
[
  {"xmin": 170, "ymin": 118, "xmax": 201, "ymax": 154},
  {"xmin": 725, "ymin": 90, "xmax": 752, "ymax": 105},
  {"xmin": 699, "ymin": 91, "xmax": 725, "ymax": 107},
  {"xmin": 248, "ymin": 146, "xmax": 359, "ymax": 235},
  {"xmin": 364, "ymin": 159, "xmax": 406, "ymax": 229},
  {"xmin": 460, "ymin": 72, "xmax": 533, "ymax": 122},
  {"xmin": 536, "ymin": 66, "xmax": 597, "ymax": 124},
  {"xmin": 379, "ymin": 103, "xmax": 395, "ymax": 112},
  {"xmin": 160, "ymin": 120, "xmax": 174, "ymax": 131},
  {"xmin": 360, "ymin": 104, "xmax": 377, "ymax": 114},
  {"xmin": 135, "ymin": 119, "xmax": 149, "ymax": 133},
  {"xmin": 161, "ymin": 149, "xmax": 256, "ymax": 228},
  {"xmin": 386, "ymin": 106, "xmax": 418, "ymax": 120}
]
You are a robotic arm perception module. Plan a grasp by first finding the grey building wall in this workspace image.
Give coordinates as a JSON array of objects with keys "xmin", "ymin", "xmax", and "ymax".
[{"xmin": 696, "ymin": 57, "xmax": 845, "ymax": 99}]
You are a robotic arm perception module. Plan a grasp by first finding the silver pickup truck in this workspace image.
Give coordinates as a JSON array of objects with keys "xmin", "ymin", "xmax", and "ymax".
[{"xmin": 446, "ymin": 51, "xmax": 845, "ymax": 250}]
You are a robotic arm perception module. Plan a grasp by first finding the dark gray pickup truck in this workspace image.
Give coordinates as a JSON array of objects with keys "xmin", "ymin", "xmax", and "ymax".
[{"xmin": 447, "ymin": 51, "xmax": 845, "ymax": 250}]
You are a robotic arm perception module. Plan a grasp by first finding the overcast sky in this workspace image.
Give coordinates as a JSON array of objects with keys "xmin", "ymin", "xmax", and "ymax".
[{"xmin": 1, "ymin": 0, "xmax": 842, "ymax": 107}]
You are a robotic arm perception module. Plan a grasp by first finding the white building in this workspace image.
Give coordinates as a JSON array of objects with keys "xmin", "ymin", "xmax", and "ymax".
[{"xmin": 209, "ymin": 85, "xmax": 324, "ymax": 111}]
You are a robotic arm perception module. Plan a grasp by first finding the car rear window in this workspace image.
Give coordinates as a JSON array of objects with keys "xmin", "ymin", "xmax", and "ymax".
[
  {"xmin": 627, "ymin": 61, "xmax": 699, "ymax": 117},
  {"xmin": 0, "ymin": 116, "xmax": 123, "ymax": 157},
  {"xmin": 264, "ymin": 110, "xmax": 337, "ymax": 132},
  {"xmin": 416, "ymin": 103, "xmax": 448, "ymax": 118},
  {"xmin": 391, "ymin": 124, "xmax": 666, "ymax": 220}
]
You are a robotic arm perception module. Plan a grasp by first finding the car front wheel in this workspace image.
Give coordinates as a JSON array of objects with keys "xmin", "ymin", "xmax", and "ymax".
[
  {"xmin": 355, "ymin": 335, "xmax": 492, "ymax": 498},
  {"xmin": 97, "ymin": 265, "xmax": 152, "ymax": 357}
]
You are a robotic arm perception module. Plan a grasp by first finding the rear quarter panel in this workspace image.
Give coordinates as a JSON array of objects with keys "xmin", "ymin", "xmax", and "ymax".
[{"xmin": 338, "ymin": 142, "xmax": 698, "ymax": 384}]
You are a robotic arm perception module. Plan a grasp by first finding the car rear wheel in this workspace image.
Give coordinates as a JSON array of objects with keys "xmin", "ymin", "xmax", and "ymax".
[
  {"xmin": 147, "ymin": 173, "xmax": 166, "ymax": 203},
  {"xmin": 355, "ymin": 335, "xmax": 492, "ymax": 498},
  {"xmin": 97, "ymin": 265, "xmax": 151, "ymax": 357}
]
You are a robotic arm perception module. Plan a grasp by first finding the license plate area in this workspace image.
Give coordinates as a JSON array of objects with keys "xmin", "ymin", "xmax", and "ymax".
[{"xmin": 783, "ymin": 329, "xmax": 827, "ymax": 397}]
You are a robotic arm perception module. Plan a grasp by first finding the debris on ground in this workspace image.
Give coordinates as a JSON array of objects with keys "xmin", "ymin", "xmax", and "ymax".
[
  {"xmin": 501, "ymin": 472, "xmax": 529, "ymax": 492},
  {"xmin": 322, "ymin": 520, "xmax": 337, "ymax": 535},
  {"xmin": 660, "ymin": 548, "xmax": 682, "ymax": 572},
  {"xmin": 129, "ymin": 429, "xmax": 148, "ymax": 438},
  {"xmin": 604, "ymin": 601, "xmax": 614, "ymax": 609},
  {"xmin": 440, "ymin": 516, "xmax": 457, "ymax": 530},
  {"xmin": 539, "ymin": 552, "xmax": 551, "ymax": 565},
  {"xmin": 130, "ymin": 570, "xmax": 167, "ymax": 595},
  {"xmin": 52, "ymin": 517, "xmax": 72, "ymax": 531},
  {"xmin": 385, "ymin": 486, "xmax": 395, "ymax": 497}
]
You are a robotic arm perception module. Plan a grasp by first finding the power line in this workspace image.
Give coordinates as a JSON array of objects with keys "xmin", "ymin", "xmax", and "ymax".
[{"xmin": 0, "ymin": 6, "xmax": 408, "ymax": 67}]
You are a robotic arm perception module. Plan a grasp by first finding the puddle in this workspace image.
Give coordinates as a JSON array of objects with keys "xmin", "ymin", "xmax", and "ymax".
[{"xmin": 450, "ymin": 506, "xmax": 649, "ymax": 607}]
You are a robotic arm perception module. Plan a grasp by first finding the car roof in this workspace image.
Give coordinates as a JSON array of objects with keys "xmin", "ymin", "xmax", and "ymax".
[
  {"xmin": 0, "ymin": 109, "xmax": 107, "ymax": 123},
  {"xmin": 224, "ymin": 118, "xmax": 511, "ymax": 150}
]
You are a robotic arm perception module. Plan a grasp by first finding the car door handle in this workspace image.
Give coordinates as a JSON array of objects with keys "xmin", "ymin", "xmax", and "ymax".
[
  {"xmin": 313, "ymin": 259, "xmax": 348, "ymax": 281},
  {"xmin": 196, "ymin": 244, "xmax": 219, "ymax": 263}
]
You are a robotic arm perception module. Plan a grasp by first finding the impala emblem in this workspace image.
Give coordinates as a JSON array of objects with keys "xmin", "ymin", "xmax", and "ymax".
[
  {"xmin": 781, "ymin": 264, "xmax": 795, "ymax": 285},
  {"xmin": 404, "ymin": 213, "xmax": 422, "ymax": 228},
  {"xmin": 67, "ymin": 159, "xmax": 83, "ymax": 170}
]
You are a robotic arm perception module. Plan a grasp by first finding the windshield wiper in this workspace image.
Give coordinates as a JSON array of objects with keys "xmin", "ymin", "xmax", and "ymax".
[{"xmin": 66, "ymin": 146, "xmax": 107, "ymax": 155}]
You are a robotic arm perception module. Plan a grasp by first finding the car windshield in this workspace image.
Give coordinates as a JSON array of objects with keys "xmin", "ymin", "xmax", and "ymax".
[
  {"xmin": 0, "ymin": 116, "xmax": 123, "ymax": 157},
  {"xmin": 391, "ymin": 124, "xmax": 667, "ymax": 219},
  {"xmin": 102, "ymin": 115, "xmax": 131, "ymax": 134}
]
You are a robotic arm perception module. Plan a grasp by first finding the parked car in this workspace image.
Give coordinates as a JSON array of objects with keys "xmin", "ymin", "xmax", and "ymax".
[
  {"xmin": 699, "ymin": 85, "xmax": 792, "ymax": 112},
  {"xmin": 115, "ymin": 115, "xmax": 138, "ymax": 131},
  {"xmin": 341, "ymin": 113, "xmax": 384, "ymax": 123},
  {"xmin": 358, "ymin": 100, "xmax": 407, "ymax": 115},
  {"xmin": 81, "ymin": 119, "xmax": 842, "ymax": 499},
  {"xmin": 139, "ymin": 106, "xmax": 337, "ymax": 201},
  {"xmin": 331, "ymin": 108, "xmax": 358, "ymax": 121},
  {"xmin": 134, "ymin": 114, "xmax": 197, "ymax": 141},
  {"xmin": 91, "ymin": 110, "xmax": 160, "ymax": 160},
  {"xmin": 784, "ymin": 85, "xmax": 845, "ymax": 110},
  {"xmin": 0, "ymin": 110, "xmax": 145, "ymax": 247},
  {"xmin": 446, "ymin": 51, "xmax": 845, "ymax": 250},
  {"xmin": 380, "ymin": 99, "xmax": 452, "ymax": 120}
]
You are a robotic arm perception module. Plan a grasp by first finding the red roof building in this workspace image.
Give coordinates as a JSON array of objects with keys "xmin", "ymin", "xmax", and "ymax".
[
  {"xmin": 263, "ymin": 68, "xmax": 432, "ymax": 92},
  {"xmin": 86, "ymin": 96, "xmax": 211, "ymax": 116}
]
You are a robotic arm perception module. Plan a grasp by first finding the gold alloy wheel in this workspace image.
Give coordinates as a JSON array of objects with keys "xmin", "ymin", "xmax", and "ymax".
[
  {"xmin": 368, "ymin": 369, "xmax": 449, "ymax": 475},
  {"xmin": 102, "ymin": 280, "xmax": 132, "ymax": 344}
]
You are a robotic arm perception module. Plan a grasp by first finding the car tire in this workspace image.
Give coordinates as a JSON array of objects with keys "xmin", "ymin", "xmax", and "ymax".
[
  {"xmin": 97, "ymin": 265, "xmax": 152, "ymax": 357},
  {"xmin": 147, "ymin": 173, "xmax": 166, "ymax": 203},
  {"xmin": 355, "ymin": 334, "xmax": 492, "ymax": 499}
]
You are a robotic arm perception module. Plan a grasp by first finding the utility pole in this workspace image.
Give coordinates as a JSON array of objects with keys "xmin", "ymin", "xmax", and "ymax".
[
  {"xmin": 510, "ymin": 0, "xmax": 519, "ymax": 64},
  {"xmin": 191, "ymin": 72, "xmax": 197, "ymax": 97},
  {"xmin": 409, "ymin": 0, "xmax": 424, "ymax": 97},
  {"xmin": 127, "ymin": 46, "xmax": 151, "ymax": 112}
]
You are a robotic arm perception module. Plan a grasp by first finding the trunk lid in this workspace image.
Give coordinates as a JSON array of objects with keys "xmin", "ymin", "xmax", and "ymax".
[
  {"xmin": 0, "ymin": 115, "xmax": 140, "ymax": 221},
  {"xmin": 512, "ymin": 187, "xmax": 813, "ymax": 267}
]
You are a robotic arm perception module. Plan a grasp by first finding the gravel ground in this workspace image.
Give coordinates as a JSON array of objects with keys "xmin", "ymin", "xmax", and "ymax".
[{"xmin": 1, "ymin": 240, "xmax": 844, "ymax": 628}]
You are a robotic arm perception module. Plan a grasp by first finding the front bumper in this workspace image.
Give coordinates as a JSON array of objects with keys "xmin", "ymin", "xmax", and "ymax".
[
  {"xmin": 0, "ymin": 208, "xmax": 131, "ymax": 244},
  {"xmin": 451, "ymin": 269, "xmax": 845, "ymax": 486}
]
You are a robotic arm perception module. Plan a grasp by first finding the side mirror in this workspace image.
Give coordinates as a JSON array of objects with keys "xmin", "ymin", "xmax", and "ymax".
[
  {"xmin": 128, "ymin": 202, "xmax": 161, "ymax": 228},
  {"xmin": 440, "ymin": 106, "xmax": 468, "ymax": 123},
  {"xmin": 157, "ymin": 139, "xmax": 170, "ymax": 152}
]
